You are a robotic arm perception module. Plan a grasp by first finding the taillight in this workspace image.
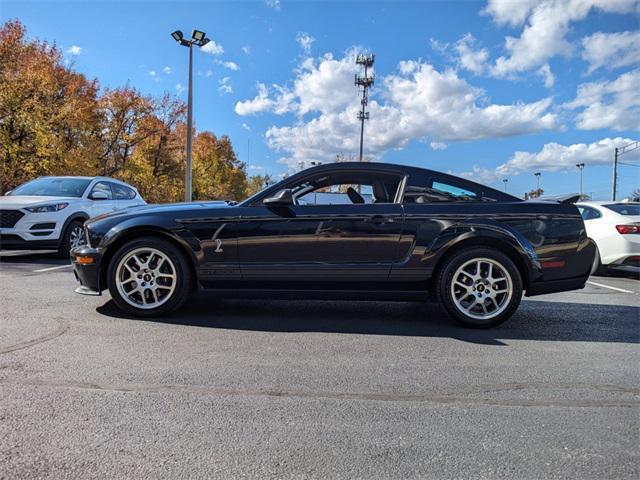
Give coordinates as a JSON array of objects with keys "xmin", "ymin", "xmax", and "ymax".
[{"xmin": 616, "ymin": 224, "xmax": 640, "ymax": 234}]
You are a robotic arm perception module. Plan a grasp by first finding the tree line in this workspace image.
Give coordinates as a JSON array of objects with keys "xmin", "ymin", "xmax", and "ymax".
[{"xmin": 0, "ymin": 20, "xmax": 270, "ymax": 203}]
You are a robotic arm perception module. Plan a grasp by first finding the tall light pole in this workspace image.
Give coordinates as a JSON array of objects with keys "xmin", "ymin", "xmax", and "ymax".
[
  {"xmin": 171, "ymin": 29, "xmax": 211, "ymax": 202},
  {"xmin": 576, "ymin": 163, "xmax": 585, "ymax": 195},
  {"xmin": 534, "ymin": 172, "xmax": 541, "ymax": 191},
  {"xmin": 503, "ymin": 178, "xmax": 508, "ymax": 193}
]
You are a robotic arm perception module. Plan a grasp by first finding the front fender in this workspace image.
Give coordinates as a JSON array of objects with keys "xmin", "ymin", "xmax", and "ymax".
[{"xmin": 100, "ymin": 215, "xmax": 204, "ymax": 266}]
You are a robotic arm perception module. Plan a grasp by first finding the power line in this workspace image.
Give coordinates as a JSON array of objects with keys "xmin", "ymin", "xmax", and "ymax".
[{"xmin": 612, "ymin": 140, "xmax": 639, "ymax": 201}]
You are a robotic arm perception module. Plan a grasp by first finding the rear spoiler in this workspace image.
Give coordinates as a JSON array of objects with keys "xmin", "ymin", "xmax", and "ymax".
[{"xmin": 536, "ymin": 193, "xmax": 585, "ymax": 204}]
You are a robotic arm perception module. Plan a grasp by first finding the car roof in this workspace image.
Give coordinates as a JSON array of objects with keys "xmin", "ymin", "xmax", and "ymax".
[
  {"xmin": 576, "ymin": 201, "xmax": 638, "ymax": 206},
  {"xmin": 290, "ymin": 161, "xmax": 520, "ymax": 200},
  {"xmin": 37, "ymin": 176, "xmax": 137, "ymax": 188}
]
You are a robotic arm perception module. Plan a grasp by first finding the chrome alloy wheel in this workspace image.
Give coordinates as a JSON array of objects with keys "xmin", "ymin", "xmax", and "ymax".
[
  {"xmin": 69, "ymin": 226, "xmax": 86, "ymax": 249},
  {"xmin": 115, "ymin": 247, "xmax": 177, "ymax": 309},
  {"xmin": 450, "ymin": 257, "xmax": 513, "ymax": 320}
]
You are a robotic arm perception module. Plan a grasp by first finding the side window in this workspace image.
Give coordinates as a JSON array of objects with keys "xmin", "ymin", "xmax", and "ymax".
[
  {"xmin": 578, "ymin": 206, "xmax": 601, "ymax": 220},
  {"xmin": 403, "ymin": 176, "xmax": 480, "ymax": 203},
  {"xmin": 89, "ymin": 181, "xmax": 113, "ymax": 199},
  {"xmin": 111, "ymin": 183, "xmax": 136, "ymax": 200},
  {"xmin": 288, "ymin": 171, "xmax": 401, "ymax": 206}
]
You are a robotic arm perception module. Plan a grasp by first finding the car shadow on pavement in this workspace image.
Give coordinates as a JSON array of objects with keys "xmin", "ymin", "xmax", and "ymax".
[{"xmin": 97, "ymin": 295, "xmax": 639, "ymax": 346}]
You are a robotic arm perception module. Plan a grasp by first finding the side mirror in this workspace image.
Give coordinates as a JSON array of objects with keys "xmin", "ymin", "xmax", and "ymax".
[
  {"xmin": 90, "ymin": 191, "xmax": 109, "ymax": 200},
  {"xmin": 4, "ymin": 190, "xmax": 12, "ymax": 196},
  {"xmin": 263, "ymin": 189, "xmax": 294, "ymax": 206}
]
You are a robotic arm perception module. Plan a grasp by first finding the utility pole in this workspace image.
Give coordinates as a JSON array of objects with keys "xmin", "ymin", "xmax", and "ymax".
[
  {"xmin": 612, "ymin": 148, "xmax": 618, "ymax": 201},
  {"xmin": 355, "ymin": 54, "xmax": 375, "ymax": 162},
  {"xmin": 576, "ymin": 163, "xmax": 585, "ymax": 195},
  {"xmin": 612, "ymin": 141, "xmax": 640, "ymax": 201},
  {"xmin": 503, "ymin": 179, "xmax": 508, "ymax": 192}
]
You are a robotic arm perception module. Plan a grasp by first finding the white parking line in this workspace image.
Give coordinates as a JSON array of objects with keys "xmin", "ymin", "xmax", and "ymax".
[
  {"xmin": 33, "ymin": 264, "xmax": 72, "ymax": 273},
  {"xmin": 586, "ymin": 280, "xmax": 634, "ymax": 294}
]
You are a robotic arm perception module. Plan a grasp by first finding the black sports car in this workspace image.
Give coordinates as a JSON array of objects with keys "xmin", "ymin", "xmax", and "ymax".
[{"xmin": 71, "ymin": 162, "xmax": 595, "ymax": 328}]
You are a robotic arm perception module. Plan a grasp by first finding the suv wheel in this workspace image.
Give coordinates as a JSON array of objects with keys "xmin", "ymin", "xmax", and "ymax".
[
  {"xmin": 436, "ymin": 247, "xmax": 523, "ymax": 328},
  {"xmin": 107, "ymin": 237, "xmax": 193, "ymax": 317},
  {"xmin": 58, "ymin": 220, "xmax": 86, "ymax": 258}
]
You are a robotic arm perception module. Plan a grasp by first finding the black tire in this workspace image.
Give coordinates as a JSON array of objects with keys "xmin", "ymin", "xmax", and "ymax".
[
  {"xmin": 590, "ymin": 245, "xmax": 605, "ymax": 276},
  {"xmin": 435, "ymin": 247, "xmax": 523, "ymax": 328},
  {"xmin": 57, "ymin": 220, "xmax": 86, "ymax": 258},
  {"xmin": 107, "ymin": 237, "xmax": 193, "ymax": 317}
]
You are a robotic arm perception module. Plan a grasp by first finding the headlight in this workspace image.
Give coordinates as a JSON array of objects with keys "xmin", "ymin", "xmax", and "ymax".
[{"xmin": 25, "ymin": 203, "xmax": 69, "ymax": 213}]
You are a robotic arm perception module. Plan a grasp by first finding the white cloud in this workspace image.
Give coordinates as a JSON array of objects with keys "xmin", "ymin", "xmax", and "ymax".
[
  {"xmin": 221, "ymin": 61, "xmax": 239, "ymax": 71},
  {"xmin": 537, "ymin": 64, "xmax": 555, "ymax": 88},
  {"xmin": 265, "ymin": 0, "xmax": 281, "ymax": 10},
  {"xmin": 241, "ymin": 123, "xmax": 251, "ymax": 131},
  {"xmin": 218, "ymin": 77, "xmax": 233, "ymax": 95},
  {"xmin": 496, "ymin": 137, "xmax": 639, "ymax": 176},
  {"xmin": 201, "ymin": 40, "xmax": 224, "ymax": 55},
  {"xmin": 163, "ymin": 66, "xmax": 172, "ymax": 74},
  {"xmin": 248, "ymin": 164, "xmax": 265, "ymax": 171},
  {"xmin": 582, "ymin": 30, "xmax": 640, "ymax": 74},
  {"xmin": 459, "ymin": 137, "xmax": 639, "ymax": 183},
  {"xmin": 485, "ymin": 0, "xmax": 639, "ymax": 78},
  {"xmin": 206, "ymin": 69, "xmax": 213, "ymax": 77},
  {"xmin": 236, "ymin": 54, "xmax": 557, "ymax": 168},
  {"xmin": 149, "ymin": 70, "xmax": 157, "ymax": 77},
  {"xmin": 235, "ymin": 83, "xmax": 279, "ymax": 115},
  {"xmin": 430, "ymin": 141, "xmax": 448, "ymax": 150},
  {"xmin": 175, "ymin": 83, "xmax": 186, "ymax": 94},
  {"xmin": 66, "ymin": 45, "xmax": 82, "ymax": 55},
  {"xmin": 242, "ymin": 46, "xmax": 251, "ymax": 55},
  {"xmin": 565, "ymin": 69, "xmax": 640, "ymax": 131},
  {"xmin": 454, "ymin": 33, "xmax": 489, "ymax": 74},
  {"xmin": 296, "ymin": 32, "xmax": 315, "ymax": 54}
]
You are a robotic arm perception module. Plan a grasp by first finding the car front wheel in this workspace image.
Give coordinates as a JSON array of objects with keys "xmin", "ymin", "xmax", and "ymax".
[
  {"xmin": 107, "ymin": 237, "xmax": 193, "ymax": 317},
  {"xmin": 58, "ymin": 220, "xmax": 86, "ymax": 257},
  {"xmin": 436, "ymin": 247, "xmax": 523, "ymax": 328}
]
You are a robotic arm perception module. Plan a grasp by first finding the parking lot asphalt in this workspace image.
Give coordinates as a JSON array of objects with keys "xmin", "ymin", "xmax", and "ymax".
[{"xmin": 1, "ymin": 251, "xmax": 638, "ymax": 479}]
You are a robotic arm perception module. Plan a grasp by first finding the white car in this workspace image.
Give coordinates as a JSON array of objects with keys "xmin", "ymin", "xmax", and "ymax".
[
  {"xmin": 576, "ymin": 201, "xmax": 640, "ymax": 274},
  {"xmin": 1, "ymin": 176, "xmax": 145, "ymax": 256}
]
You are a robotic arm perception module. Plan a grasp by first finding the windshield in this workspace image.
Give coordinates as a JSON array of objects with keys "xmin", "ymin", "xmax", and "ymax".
[
  {"xmin": 10, "ymin": 178, "xmax": 91, "ymax": 198},
  {"xmin": 604, "ymin": 203, "xmax": 640, "ymax": 216}
]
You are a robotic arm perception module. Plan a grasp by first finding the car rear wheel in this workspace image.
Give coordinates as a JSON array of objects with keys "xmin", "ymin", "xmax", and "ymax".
[
  {"xmin": 58, "ymin": 220, "xmax": 86, "ymax": 258},
  {"xmin": 107, "ymin": 237, "xmax": 193, "ymax": 317},
  {"xmin": 436, "ymin": 247, "xmax": 523, "ymax": 328},
  {"xmin": 590, "ymin": 245, "xmax": 605, "ymax": 276}
]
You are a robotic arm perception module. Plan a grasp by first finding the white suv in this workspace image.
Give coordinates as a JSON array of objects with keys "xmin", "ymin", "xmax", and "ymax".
[{"xmin": 1, "ymin": 176, "xmax": 146, "ymax": 256}]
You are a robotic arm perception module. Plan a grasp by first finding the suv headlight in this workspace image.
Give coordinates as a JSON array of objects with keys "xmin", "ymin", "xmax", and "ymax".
[{"xmin": 25, "ymin": 203, "xmax": 69, "ymax": 213}]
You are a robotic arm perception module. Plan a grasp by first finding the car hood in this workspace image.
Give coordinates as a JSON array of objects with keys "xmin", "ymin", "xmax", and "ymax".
[
  {"xmin": 86, "ymin": 200, "xmax": 236, "ymax": 223},
  {"xmin": 0, "ymin": 195, "xmax": 78, "ymax": 208}
]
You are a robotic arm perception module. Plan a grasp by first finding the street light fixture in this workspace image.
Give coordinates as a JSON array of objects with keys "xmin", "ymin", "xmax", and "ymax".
[
  {"xmin": 576, "ymin": 163, "xmax": 585, "ymax": 195},
  {"xmin": 171, "ymin": 27, "xmax": 211, "ymax": 202},
  {"xmin": 502, "ymin": 178, "xmax": 508, "ymax": 193},
  {"xmin": 534, "ymin": 172, "xmax": 541, "ymax": 191}
]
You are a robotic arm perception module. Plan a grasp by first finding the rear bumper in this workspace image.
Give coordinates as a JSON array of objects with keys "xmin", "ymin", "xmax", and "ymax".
[
  {"xmin": 70, "ymin": 245, "xmax": 104, "ymax": 293},
  {"xmin": 525, "ymin": 277, "xmax": 587, "ymax": 296}
]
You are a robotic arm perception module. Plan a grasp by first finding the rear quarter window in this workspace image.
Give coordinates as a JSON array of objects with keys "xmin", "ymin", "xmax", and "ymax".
[{"xmin": 604, "ymin": 204, "xmax": 640, "ymax": 216}]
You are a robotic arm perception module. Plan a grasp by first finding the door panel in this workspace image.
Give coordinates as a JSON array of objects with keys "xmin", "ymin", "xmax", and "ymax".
[{"xmin": 236, "ymin": 203, "xmax": 404, "ymax": 281}]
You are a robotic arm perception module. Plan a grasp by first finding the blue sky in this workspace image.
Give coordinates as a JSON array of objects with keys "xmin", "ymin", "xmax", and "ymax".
[{"xmin": 3, "ymin": 0, "xmax": 639, "ymax": 199}]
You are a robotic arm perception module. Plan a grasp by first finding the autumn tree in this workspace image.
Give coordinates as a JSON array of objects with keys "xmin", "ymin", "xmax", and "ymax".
[
  {"xmin": 0, "ymin": 20, "xmax": 100, "ymax": 191},
  {"xmin": 1, "ymin": 20, "xmax": 255, "ymax": 203},
  {"xmin": 192, "ymin": 132, "xmax": 249, "ymax": 201}
]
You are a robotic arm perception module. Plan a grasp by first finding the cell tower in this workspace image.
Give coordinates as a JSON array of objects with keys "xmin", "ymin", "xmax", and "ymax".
[{"xmin": 355, "ymin": 54, "xmax": 375, "ymax": 162}]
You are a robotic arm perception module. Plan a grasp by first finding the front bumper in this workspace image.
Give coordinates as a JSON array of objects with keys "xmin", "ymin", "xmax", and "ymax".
[{"xmin": 70, "ymin": 245, "xmax": 104, "ymax": 294}]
